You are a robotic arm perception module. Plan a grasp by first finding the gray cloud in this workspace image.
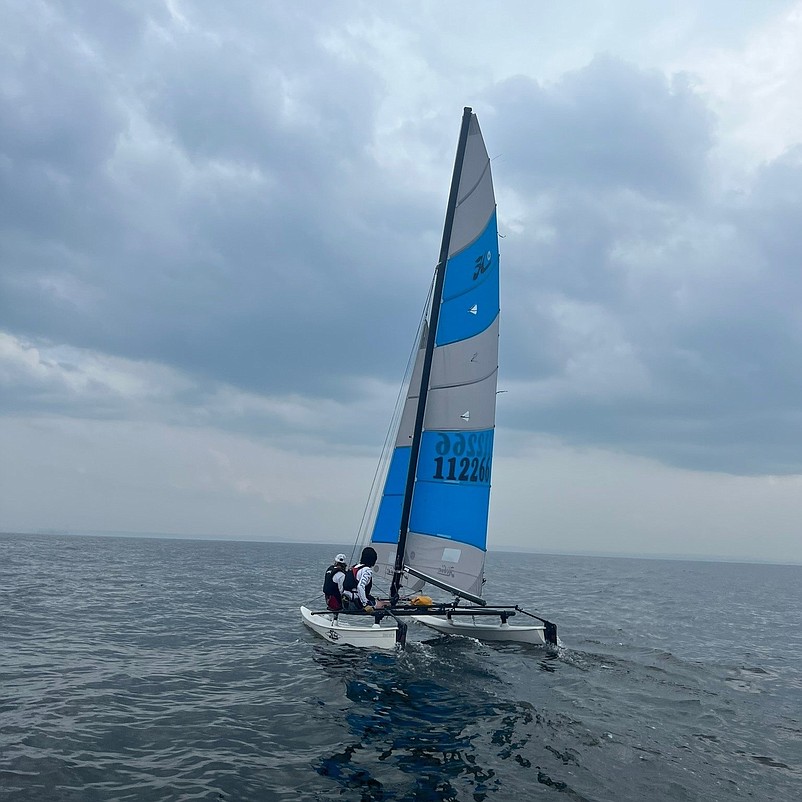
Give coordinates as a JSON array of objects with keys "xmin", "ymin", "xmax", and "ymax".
[
  {"xmin": 491, "ymin": 57, "xmax": 714, "ymax": 200},
  {"xmin": 1, "ymin": 1, "xmax": 427, "ymax": 403},
  {"xmin": 2, "ymin": 1, "xmax": 802, "ymax": 486},
  {"xmin": 486, "ymin": 63, "xmax": 802, "ymax": 474}
]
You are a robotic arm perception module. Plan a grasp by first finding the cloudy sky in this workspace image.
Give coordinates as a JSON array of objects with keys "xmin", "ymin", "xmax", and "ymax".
[{"xmin": 2, "ymin": 0, "xmax": 802, "ymax": 563}]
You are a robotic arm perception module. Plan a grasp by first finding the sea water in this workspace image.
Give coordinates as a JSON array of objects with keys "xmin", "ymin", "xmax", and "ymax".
[{"xmin": 1, "ymin": 534, "xmax": 799, "ymax": 801}]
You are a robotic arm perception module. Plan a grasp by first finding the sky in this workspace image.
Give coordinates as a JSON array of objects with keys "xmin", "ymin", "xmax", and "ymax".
[{"xmin": 2, "ymin": 0, "xmax": 802, "ymax": 563}]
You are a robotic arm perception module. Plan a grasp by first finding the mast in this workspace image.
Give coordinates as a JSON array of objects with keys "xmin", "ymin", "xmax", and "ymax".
[{"xmin": 390, "ymin": 106, "xmax": 474, "ymax": 602}]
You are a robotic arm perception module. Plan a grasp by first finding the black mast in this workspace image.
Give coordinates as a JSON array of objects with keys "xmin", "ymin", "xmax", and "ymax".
[{"xmin": 389, "ymin": 106, "xmax": 474, "ymax": 602}]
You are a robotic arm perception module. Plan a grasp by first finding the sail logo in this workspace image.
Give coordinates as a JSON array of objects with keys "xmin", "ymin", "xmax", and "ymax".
[
  {"xmin": 473, "ymin": 250, "xmax": 492, "ymax": 281},
  {"xmin": 438, "ymin": 564, "xmax": 455, "ymax": 578}
]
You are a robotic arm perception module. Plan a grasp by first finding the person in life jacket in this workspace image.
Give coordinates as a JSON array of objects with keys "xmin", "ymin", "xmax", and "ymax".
[
  {"xmin": 342, "ymin": 546, "xmax": 378, "ymax": 613},
  {"xmin": 322, "ymin": 554, "xmax": 348, "ymax": 611}
]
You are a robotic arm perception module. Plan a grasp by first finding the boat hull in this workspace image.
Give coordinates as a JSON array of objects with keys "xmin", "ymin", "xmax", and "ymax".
[
  {"xmin": 414, "ymin": 614, "xmax": 547, "ymax": 644},
  {"xmin": 300, "ymin": 606, "xmax": 399, "ymax": 650}
]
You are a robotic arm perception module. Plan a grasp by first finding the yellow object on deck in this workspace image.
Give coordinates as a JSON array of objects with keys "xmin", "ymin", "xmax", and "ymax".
[{"xmin": 410, "ymin": 595, "xmax": 433, "ymax": 606}]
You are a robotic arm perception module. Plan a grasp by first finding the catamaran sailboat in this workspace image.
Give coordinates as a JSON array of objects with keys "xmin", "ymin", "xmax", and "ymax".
[{"xmin": 301, "ymin": 108, "xmax": 557, "ymax": 650}]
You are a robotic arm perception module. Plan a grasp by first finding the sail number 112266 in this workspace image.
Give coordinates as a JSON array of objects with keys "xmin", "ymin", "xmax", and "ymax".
[{"xmin": 430, "ymin": 431, "xmax": 492, "ymax": 485}]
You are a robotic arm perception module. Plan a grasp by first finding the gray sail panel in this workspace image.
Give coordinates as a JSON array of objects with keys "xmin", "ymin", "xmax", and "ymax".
[
  {"xmin": 429, "ymin": 315, "xmax": 499, "ymax": 390},
  {"xmin": 403, "ymin": 532, "xmax": 486, "ymax": 597},
  {"xmin": 394, "ymin": 394, "xmax": 418, "ymax": 449},
  {"xmin": 393, "ymin": 330, "xmax": 427, "ymax": 448},
  {"xmin": 373, "ymin": 541, "xmax": 426, "ymax": 595},
  {"xmin": 371, "ymin": 542, "xmax": 401, "ymax": 592},
  {"xmin": 448, "ymin": 120, "xmax": 495, "ymax": 259},
  {"xmin": 423, "ymin": 368, "xmax": 498, "ymax": 432}
]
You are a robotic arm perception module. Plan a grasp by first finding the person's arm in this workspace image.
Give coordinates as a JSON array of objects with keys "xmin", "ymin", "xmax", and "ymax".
[
  {"xmin": 335, "ymin": 572, "xmax": 345, "ymax": 592},
  {"xmin": 357, "ymin": 567, "xmax": 372, "ymax": 605}
]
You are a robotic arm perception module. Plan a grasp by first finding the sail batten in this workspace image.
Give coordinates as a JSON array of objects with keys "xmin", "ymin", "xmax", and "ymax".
[{"xmin": 456, "ymin": 160, "xmax": 491, "ymax": 208}]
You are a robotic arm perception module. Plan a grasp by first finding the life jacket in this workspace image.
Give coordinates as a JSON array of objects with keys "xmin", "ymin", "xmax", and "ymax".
[
  {"xmin": 323, "ymin": 565, "xmax": 344, "ymax": 599},
  {"xmin": 342, "ymin": 563, "xmax": 372, "ymax": 598}
]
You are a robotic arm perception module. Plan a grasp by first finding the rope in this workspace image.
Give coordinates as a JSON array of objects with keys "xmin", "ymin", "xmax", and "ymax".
[{"xmin": 348, "ymin": 274, "xmax": 436, "ymax": 566}]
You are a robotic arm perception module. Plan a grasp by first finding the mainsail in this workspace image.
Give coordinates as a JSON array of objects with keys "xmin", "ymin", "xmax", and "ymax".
[{"xmin": 370, "ymin": 110, "xmax": 499, "ymax": 598}]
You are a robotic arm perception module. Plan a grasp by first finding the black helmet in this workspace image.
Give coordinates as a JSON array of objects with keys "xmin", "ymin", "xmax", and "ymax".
[{"xmin": 360, "ymin": 546, "xmax": 378, "ymax": 567}]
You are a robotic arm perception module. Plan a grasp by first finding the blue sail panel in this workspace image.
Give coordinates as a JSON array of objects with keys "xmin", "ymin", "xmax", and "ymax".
[
  {"xmin": 417, "ymin": 429, "xmax": 494, "ymax": 486},
  {"xmin": 408, "ymin": 480, "xmax": 490, "ymax": 550},
  {"xmin": 436, "ymin": 215, "xmax": 499, "ymax": 347},
  {"xmin": 409, "ymin": 428, "xmax": 494, "ymax": 551},
  {"xmin": 437, "ymin": 285, "xmax": 499, "ymax": 346},
  {"xmin": 441, "ymin": 211, "xmax": 498, "ymax": 301},
  {"xmin": 372, "ymin": 495, "xmax": 404, "ymax": 544},
  {"xmin": 370, "ymin": 446, "xmax": 410, "ymax": 544},
  {"xmin": 385, "ymin": 445, "xmax": 412, "ymax": 491}
]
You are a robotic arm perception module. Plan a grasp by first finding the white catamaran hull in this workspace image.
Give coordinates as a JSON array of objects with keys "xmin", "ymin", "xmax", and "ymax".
[
  {"xmin": 300, "ymin": 606, "xmax": 399, "ymax": 650},
  {"xmin": 414, "ymin": 614, "xmax": 547, "ymax": 645}
]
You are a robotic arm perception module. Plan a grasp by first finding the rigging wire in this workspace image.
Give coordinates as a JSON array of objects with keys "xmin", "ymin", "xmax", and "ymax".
[{"xmin": 348, "ymin": 273, "xmax": 436, "ymax": 584}]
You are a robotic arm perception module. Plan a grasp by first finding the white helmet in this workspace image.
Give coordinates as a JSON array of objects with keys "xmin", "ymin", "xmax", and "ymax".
[{"xmin": 335, "ymin": 553, "xmax": 347, "ymax": 565}]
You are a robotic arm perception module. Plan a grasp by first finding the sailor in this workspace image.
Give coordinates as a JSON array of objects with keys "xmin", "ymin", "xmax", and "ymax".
[
  {"xmin": 322, "ymin": 553, "xmax": 348, "ymax": 611},
  {"xmin": 342, "ymin": 546, "xmax": 378, "ymax": 613}
]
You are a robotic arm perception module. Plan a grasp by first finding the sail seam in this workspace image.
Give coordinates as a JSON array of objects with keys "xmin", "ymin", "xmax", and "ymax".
[
  {"xmin": 407, "ymin": 531, "xmax": 488, "ymax": 550},
  {"xmin": 456, "ymin": 159, "xmax": 491, "ymax": 208},
  {"xmin": 447, "ymin": 207, "xmax": 496, "ymax": 261},
  {"xmin": 443, "ymin": 276, "xmax": 499, "ymax": 302},
  {"xmin": 430, "ymin": 366, "xmax": 499, "ymax": 390}
]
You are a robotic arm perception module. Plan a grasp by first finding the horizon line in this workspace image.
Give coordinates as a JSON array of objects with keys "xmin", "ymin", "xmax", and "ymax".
[{"xmin": 2, "ymin": 529, "xmax": 800, "ymax": 568}]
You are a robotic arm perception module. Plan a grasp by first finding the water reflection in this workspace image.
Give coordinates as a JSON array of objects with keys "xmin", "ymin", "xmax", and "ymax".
[{"xmin": 310, "ymin": 639, "xmax": 588, "ymax": 800}]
